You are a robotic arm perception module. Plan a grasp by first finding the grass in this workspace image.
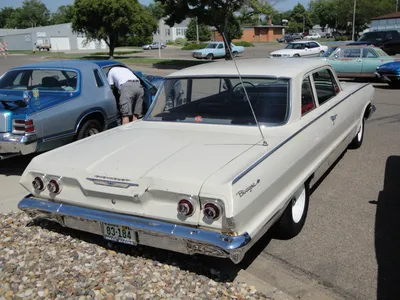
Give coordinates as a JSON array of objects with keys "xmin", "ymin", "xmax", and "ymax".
[
  {"xmin": 91, "ymin": 50, "xmax": 143, "ymax": 55},
  {"xmin": 7, "ymin": 50, "xmax": 66, "ymax": 55}
]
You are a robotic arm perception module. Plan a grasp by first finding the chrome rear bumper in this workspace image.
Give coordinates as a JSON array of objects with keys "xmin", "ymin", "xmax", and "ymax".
[
  {"xmin": 0, "ymin": 133, "xmax": 37, "ymax": 157},
  {"xmin": 18, "ymin": 196, "xmax": 251, "ymax": 264}
]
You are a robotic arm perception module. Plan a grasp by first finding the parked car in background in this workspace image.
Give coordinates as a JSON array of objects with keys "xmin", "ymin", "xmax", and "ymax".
[
  {"xmin": 375, "ymin": 61, "xmax": 400, "ymax": 88},
  {"xmin": 321, "ymin": 45, "xmax": 399, "ymax": 78},
  {"xmin": 18, "ymin": 58, "xmax": 375, "ymax": 264},
  {"xmin": 277, "ymin": 34, "xmax": 296, "ymax": 43},
  {"xmin": 35, "ymin": 38, "xmax": 51, "ymax": 51},
  {"xmin": 142, "ymin": 42, "xmax": 166, "ymax": 50},
  {"xmin": 347, "ymin": 30, "xmax": 400, "ymax": 55},
  {"xmin": 304, "ymin": 33, "xmax": 321, "ymax": 40},
  {"xmin": 192, "ymin": 42, "xmax": 244, "ymax": 60},
  {"xmin": 270, "ymin": 41, "xmax": 328, "ymax": 58},
  {"xmin": 0, "ymin": 60, "xmax": 162, "ymax": 160}
]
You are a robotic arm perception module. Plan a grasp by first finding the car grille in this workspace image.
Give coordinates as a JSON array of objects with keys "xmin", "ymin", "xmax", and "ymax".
[{"xmin": 272, "ymin": 54, "xmax": 282, "ymax": 57}]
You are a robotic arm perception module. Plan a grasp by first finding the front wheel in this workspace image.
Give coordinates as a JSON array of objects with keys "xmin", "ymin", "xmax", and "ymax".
[
  {"xmin": 348, "ymin": 117, "xmax": 364, "ymax": 149},
  {"xmin": 274, "ymin": 183, "xmax": 310, "ymax": 239},
  {"xmin": 388, "ymin": 81, "xmax": 400, "ymax": 89},
  {"xmin": 76, "ymin": 119, "xmax": 103, "ymax": 140},
  {"xmin": 206, "ymin": 53, "xmax": 214, "ymax": 60}
]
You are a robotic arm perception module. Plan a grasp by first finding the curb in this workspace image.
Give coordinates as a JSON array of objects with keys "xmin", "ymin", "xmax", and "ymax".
[{"xmin": 235, "ymin": 269, "xmax": 294, "ymax": 300}]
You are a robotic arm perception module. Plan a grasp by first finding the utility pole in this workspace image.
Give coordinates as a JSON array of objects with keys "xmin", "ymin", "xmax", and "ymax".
[
  {"xmin": 196, "ymin": 17, "xmax": 200, "ymax": 44},
  {"xmin": 352, "ymin": 0, "xmax": 357, "ymax": 41},
  {"xmin": 396, "ymin": 0, "xmax": 399, "ymax": 12},
  {"xmin": 303, "ymin": 16, "xmax": 305, "ymax": 33}
]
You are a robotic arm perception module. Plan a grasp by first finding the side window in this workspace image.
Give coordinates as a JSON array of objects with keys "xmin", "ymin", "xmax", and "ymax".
[
  {"xmin": 312, "ymin": 69, "xmax": 339, "ymax": 105},
  {"xmin": 301, "ymin": 76, "xmax": 316, "ymax": 115},
  {"xmin": 341, "ymin": 48, "xmax": 361, "ymax": 58},
  {"xmin": 93, "ymin": 69, "xmax": 104, "ymax": 87},
  {"xmin": 217, "ymin": 44, "xmax": 224, "ymax": 49},
  {"xmin": 191, "ymin": 78, "xmax": 221, "ymax": 101},
  {"xmin": 310, "ymin": 42, "xmax": 318, "ymax": 48},
  {"xmin": 30, "ymin": 69, "xmax": 77, "ymax": 91},
  {"xmin": 362, "ymin": 48, "xmax": 378, "ymax": 58}
]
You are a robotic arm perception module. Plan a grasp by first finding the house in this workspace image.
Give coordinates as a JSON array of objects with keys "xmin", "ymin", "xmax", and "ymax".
[
  {"xmin": 309, "ymin": 25, "xmax": 333, "ymax": 36},
  {"xmin": 211, "ymin": 18, "xmax": 286, "ymax": 43},
  {"xmin": 0, "ymin": 23, "xmax": 108, "ymax": 51},
  {"xmin": 370, "ymin": 12, "xmax": 400, "ymax": 31},
  {"xmin": 152, "ymin": 18, "xmax": 191, "ymax": 43}
]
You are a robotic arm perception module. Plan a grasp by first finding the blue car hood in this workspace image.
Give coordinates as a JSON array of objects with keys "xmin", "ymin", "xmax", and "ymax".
[{"xmin": 377, "ymin": 61, "xmax": 400, "ymax": 71}]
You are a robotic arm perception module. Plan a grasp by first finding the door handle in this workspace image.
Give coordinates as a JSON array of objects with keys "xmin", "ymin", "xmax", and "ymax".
[{"xmin": 330, "ymin": 114, "xmax": 338, "ymax": 121}]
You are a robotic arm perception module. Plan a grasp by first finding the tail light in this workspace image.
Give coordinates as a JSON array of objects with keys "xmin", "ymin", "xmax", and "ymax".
[
  {"xmin": 47, "ymin": 179, "xmax": 62, "ymax": 194},
  {"xmin": 203, "ymin": 203, "xmax": 222, "ymax": 221},
  {"xmin": 32, "ymin": 176, "xmax": 45, "ymax": 191},
  {"xmin": 12, "ymin": 119, "xmax": 35, "ymax": 134},
  {"xmin": 177, "ymin": 199, "xmax": 195, "ymax": 217}
]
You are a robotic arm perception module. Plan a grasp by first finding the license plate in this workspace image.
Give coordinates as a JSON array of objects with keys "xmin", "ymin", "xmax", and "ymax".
[{"xmin": 103, "ymin": 223, "xmax": 137, "ymax": 245}]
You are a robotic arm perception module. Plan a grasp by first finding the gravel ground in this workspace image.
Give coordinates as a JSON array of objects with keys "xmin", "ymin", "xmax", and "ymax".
[{"xmin": 0, "ymin": 212, "xmax": 272, "ymax": 300}]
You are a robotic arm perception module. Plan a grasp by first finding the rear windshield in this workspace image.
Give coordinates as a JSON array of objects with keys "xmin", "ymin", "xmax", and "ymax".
[
  {"xmin": 145, "ymin": 77, "xmax": 290, "ymax": 125},
  {"xmin": 0, "ymin": 69, "xmax": 78, "ymax": 91}
]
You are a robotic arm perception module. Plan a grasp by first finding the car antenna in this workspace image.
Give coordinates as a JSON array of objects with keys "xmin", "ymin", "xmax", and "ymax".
[{"xmin": 221, "ymin": 33, "xmax": 268, "ymax": 146}]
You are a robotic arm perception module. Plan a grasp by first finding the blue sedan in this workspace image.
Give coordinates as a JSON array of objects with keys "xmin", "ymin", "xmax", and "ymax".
[
  {"xmin": 375, "ymin": 61, "xmax": 400, "ymax": 88},
  {"xmin": 0, "ymin": 59, "xmax": 163, "ymax": 160}
]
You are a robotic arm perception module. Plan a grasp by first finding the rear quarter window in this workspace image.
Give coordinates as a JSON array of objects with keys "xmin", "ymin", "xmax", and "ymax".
[{"xmin": 0, "ymin": 69, "xmax": 78, "ymax": 91}]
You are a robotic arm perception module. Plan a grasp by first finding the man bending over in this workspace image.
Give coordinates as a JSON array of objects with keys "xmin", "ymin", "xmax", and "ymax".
[{"xmin": 108, "ymin": 67, "xmax": 144, "ymax": 124}]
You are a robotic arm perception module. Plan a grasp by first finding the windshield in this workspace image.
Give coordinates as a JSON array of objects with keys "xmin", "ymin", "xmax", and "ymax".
[
  {"xmin": 358, "ymin": 32, "xmax": 386, "ymax": 42},
  {"xmin": 0, "ymin": 69, "xmax": 78, "ymax": 91},
  {"xmin": 145, "ymin": 77, "xmax": 290, "ymax": 125},
  {"xmin": 321, "ymin": 47, "xmax": 338, "ymax": 57},
  {"xmin": 285, "ymin": 43, "xmax": 306, "ymax": 49}
]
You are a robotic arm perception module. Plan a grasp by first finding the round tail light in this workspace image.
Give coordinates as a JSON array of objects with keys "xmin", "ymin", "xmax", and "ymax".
[
  {"xmin": 47, "ymin": 179, "xmax": 61, "ymax": 194},
  {"xmin": 32, "ymin": 176, "xmax": 45, "ymax": 191},
  {"xmin": 177, "ymin": 199, "xmax": 195, "ymax": 217},
  {"xmin": 203, "ymin": 203, "xmax": 222, "ymax": 221}
]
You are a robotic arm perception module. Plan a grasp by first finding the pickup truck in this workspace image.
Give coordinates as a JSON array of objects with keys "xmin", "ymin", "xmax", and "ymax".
[
  {"xmin": 347, "ymin": 30, "xmax": 400, "ymax": 55},
  {"xmin": 192, "ymin": 42, "xmax": 245, "ymax": 60}
]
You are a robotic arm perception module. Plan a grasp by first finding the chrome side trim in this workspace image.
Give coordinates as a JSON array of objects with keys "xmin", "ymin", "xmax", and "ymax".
[
  {"xmin": 42, "ymin": 131, "xmax": 75, "ymax": 142},
  {"xmin": 18, "ymin": 197, "xmax": 251, "ymax": 263},
  {"xmin": 232, "ymin": 82, "xmax": 371, "ymax": 184}
]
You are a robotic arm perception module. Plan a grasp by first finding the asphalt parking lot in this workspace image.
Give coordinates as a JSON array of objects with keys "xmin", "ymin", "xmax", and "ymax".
[{"xmin": 0, "ymin": 53, "xmax": 399, "ymax": 300}]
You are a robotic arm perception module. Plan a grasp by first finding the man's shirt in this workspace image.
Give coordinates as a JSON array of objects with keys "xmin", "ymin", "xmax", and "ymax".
[{"xmin": 107, "ymin": 67, "xmax": 139, "ymax": 90}]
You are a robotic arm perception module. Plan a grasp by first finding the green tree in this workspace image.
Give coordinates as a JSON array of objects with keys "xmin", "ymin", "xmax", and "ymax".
[
  {"xmin": 4, "ymin": 0, "xmax": 50, "ymax": 28},
  {"xmin": 288, "ymin": 3, "xmax": 312, "ymax": 33},
  {"xmin": 0, "ymin": 7, "xmax": 15, "ymax": 28},
  {"xmin": 72, "ymin": 0, "xmax": 157, "ymax": 59},
  {"xmin": 147, "ymin": 1, "xmax": 165, "ymax": 20},
  {"xmin": 51, "ymin": 5, "xmax": 74, "ymax": 25},
  {"xmin": 185, "ymin": 18, "xmax": 211, "ymax": 42},
  {"xmin": 155, "ymin": 0, "xmax": 276, "ymax": 59}
]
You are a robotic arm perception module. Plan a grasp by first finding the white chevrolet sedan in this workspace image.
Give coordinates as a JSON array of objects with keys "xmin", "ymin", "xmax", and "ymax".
[
  {"xmin": 270, "ymin": 41, "xmax": 328, "ymax": 58},
  {"xmin": 18, "ymin": 58, "xmax": 375, "ymax": 264}
]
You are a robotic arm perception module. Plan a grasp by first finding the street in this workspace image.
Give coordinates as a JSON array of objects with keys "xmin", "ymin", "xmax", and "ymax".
[{"xmin": 0, "ymin": 53, "xmax": 399, "ymax": 300}]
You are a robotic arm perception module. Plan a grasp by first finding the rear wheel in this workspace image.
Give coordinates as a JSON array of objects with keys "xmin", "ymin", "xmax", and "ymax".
[
  {"xmin": 319, "ymin": 50, "xmax": 325, "ymax": 54},
  {"xmin": 274, "ymin": 183, "xmax": 310, "ymax": 239},
  {"xmin": 293, "ymin": 54, "xmax": 300, "ymax": 57},
  {"xmin": 232, "ymin": 51, "xmax": 238, "ymax": 58},
  {"xmin": 76, "ymin": 119, "xmax": 103, "ymax": 140}
]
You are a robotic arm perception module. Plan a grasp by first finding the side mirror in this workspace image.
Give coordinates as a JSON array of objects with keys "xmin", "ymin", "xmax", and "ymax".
[{"xmin": 179, "ymin": 89, "xmax": 185, "ymax": 95}]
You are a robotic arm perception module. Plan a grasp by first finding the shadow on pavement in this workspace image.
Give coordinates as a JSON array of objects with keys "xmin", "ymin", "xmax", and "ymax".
[
  {"xmin": 0, "ymin": 154, "xmax": 36, "ymax": 176},
  {"xmin": 373, "ymin": 155, "xmax": 400, "ymax": 300}
]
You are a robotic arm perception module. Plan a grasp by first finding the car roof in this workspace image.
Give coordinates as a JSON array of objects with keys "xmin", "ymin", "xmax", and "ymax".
[
  {"xmin": 166, "ymin": 58, "xmax": 330, "ymax": 79},
  {"xmin": 10, "ymin": 59, "xmax": 123, "ymax": 70},
  {"xmin": 289, "ymin": 41, "xmax": 317, "ymax": 44}
]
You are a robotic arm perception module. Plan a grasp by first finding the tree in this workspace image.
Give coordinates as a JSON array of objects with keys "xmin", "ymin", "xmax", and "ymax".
[
  {"xmin": 72, "ymin": 0, "xmax": 157, "ymax": 59},
  {"xmin": 288, "ymin": 3, "xmax": 312, "ymax": 33},
  {"xmin": 51, "ymin": 5, "xmax": 74, "ymax": 25},
  {"xmin": 155, "ymin": 0, "xmax": 277, "ymax": 59},
  {"xmin": 0, "ymin": 7, "xmax": 15, "ymax": 28},
  {"xmin": 185, "ymin": 18, "xmax": 211, "ymax": 42},
  {"xmin": 3, "ymin": 0, "xmax": 50, "ymax": 28},
  {"xmin": 147, "ymin": 1, "xmax": 165, "ymax": 20}
]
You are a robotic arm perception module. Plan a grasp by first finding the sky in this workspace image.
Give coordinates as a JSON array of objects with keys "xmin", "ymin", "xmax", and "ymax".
[{"xmin": 0, "ymin": 0, "xmax": 310, "ymax": 13}]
